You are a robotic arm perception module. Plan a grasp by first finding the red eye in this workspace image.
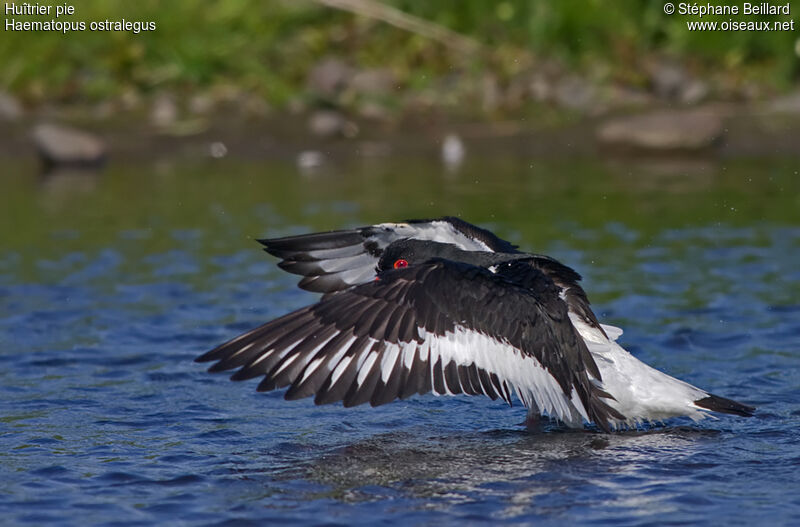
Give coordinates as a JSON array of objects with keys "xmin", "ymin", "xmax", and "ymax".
[{"xmin": 393, "ymin": 259, "xmax": 409, "ymax": 269}]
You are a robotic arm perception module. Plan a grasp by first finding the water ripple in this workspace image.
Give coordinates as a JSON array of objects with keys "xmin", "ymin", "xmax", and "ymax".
[{"xmin": 1, "ymin": 221, "xmax": 798, "ymax": 525}]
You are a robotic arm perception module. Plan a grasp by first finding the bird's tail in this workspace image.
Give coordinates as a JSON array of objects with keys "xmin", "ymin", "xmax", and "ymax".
[{"xmin": 693, "ymin": 393, "xmax": 755, "ymax": 417}]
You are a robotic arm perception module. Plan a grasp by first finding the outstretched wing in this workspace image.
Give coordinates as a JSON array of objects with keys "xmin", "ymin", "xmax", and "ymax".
[
  {"xmin": 196, "ymin": 259, "xmax": 621, "ymax": 431},
  {"xmin": 259, "ymin": 216, "xmax": 518, "ymax": 294}
]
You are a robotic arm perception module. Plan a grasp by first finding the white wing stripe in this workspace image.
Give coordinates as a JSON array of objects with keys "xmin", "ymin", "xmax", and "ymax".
[
  {"xmin": 317, "ymin": 253, "xmax": 377, "ymax": 273},
  {"xmin": 329, "ymin": 353, "xmax": 355, "ymax": 386},
  {"xmin": 298, "ymin": 335, "xmax": 355, "ymax": 384},
  {"xmin": 419, "ymin": 327, "xmax": 586, "ymax": 423},
  {"xmin": 234, "ymin": 321, "xmax": 585, "ymax": 424},
  {"xmin": 336, "ymin": 267, "xmax": 377, "ymax": 286},
  {"xmin": 247, "ymin": 337, "xmax": 303, "ymax": 368},
  {"xmin": 270, "ymin": 348, "xmax": 306, "ymax": 377},
  {"xmin": 402, "ymin": 343, "xmax": 415, "ymax": 369},
  {"xmin": 357, "ymin": 350, "xmax": 379, "ymax": 385},
  {"xmin": 304, "ymin": 244, "xmax": 365, "ymax": 261},
  {"xmin": 379, "ymin": 345, "xmax": 401, "ymax": 383}
]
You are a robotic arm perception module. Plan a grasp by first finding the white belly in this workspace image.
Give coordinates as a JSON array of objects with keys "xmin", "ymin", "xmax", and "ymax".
[{"xmin": 571, "ymin": 316, "xmax": 710, "ymax": 425}]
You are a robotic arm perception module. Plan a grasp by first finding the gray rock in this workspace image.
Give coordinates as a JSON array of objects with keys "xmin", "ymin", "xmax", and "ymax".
[
  {"xmin": 648, "ymin": 61, "xmax": 688, "ymax": 100},
  {"xmin": 307, "ymin": 58, "xmax": 352, "ymax": 99},
  {"xmin": 528, "ymin": 74, "xmax": 552, "ymax": 102},
  {"xmin": 151, "ymin": 94, "xmax": 178, "ymax": 127},
  {"xmin": 308, "ymin": 110, "xmax": 358, "ymax": 138},
  {"xmin": 238, "ymin": 93, "xmax": 270, "ymax": 118},
  {"xmin": 308, "ymin": 110, "xmax": 344, "ymax": 137},
  {"xmin": 767, "ymin": 91, "xmax": 800, "ymax": 114},
  {"xmin": 189, "ymin": 94, "xmax": 214, "ymax": 115},
  {"xmin": 32, "ymin": 123, "xmax": 107, "ymax": 166},
  {"xmin": 553, "ymin": 75, "xmax": 595, "ymax": 111},
  {"xmin": 0, "ymin": 91, "xmax": 22, "ymax": 121},
  {"xmin": 349, "ymin": 69, "xmax": 395, "ymax": 96},
  {"xmin": 358, "ymin": 101, "xmax": 390, "ymax": 121},
  {"xmin": 597, "ymin": 109, "xmax": 725, "ymax": 151},
  {"xmin": 341, "ymin": 120, "xmax": 359, "ymax": 139},
  {"xmin": 647, "ymin": 60, "xmax": 708, "ymax": 104},
  {"xmin": 680, "ymin": 79, "xmax": 709, "ymax": 105}
]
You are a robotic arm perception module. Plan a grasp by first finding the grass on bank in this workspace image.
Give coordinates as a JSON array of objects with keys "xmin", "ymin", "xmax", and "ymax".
[{"xmin": 1, "ymin": 0, "xmax": 797, "ymax": 111}]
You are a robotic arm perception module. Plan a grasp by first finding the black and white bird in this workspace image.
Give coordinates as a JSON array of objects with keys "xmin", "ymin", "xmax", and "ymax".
[{"xmin": 196, "ymin": 217, "xmax": 754, "ymax": 432}]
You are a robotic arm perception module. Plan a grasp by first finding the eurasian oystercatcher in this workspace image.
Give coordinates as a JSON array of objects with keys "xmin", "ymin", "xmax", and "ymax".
[{"xmin": 196, "ymin": 217, "xmax": 754, "ymax": 431}]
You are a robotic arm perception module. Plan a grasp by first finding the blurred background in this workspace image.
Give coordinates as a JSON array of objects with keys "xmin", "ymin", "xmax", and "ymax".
[
  {"xmin": 1, "ymin": 2, "xmax": 800, "ymax": 525},
  {"xmin": 1, "ymin": 0, "xmax": 799, "ymax": 245}
]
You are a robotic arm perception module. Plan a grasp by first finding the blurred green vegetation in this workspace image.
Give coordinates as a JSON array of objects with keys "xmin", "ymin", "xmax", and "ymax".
[{"xmin": 0, "ymin": 0, "xmax": 798, "ymax": 109}]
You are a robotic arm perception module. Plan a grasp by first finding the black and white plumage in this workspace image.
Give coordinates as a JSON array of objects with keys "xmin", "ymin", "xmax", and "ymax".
[
  {"xmin": 260, "ymin": 217, "xmax": 517, "ymax": 294},
  {"xmin": 197, "ymin": 217, "xmax": 755, "ymax": 430},
  {"xmin": 260, "ymin": 217, "xmax": 605, "ymax": 336}
]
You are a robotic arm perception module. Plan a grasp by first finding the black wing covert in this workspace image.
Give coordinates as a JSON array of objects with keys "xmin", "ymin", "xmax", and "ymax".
[{"xmin": 515, "ymin": 255, "xmax": 606, "ymax": 337}]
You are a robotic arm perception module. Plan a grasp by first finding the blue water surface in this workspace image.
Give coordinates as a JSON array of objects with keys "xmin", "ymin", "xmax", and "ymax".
[{"xmin": 1, "ymin": 156, "xmax": 799, "ymax": 526}]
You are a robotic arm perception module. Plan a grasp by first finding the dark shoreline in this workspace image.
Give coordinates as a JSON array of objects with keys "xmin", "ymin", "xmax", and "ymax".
[{"xmin": 3, "ymin": 98, "xmax": 800, "ymax": 171}]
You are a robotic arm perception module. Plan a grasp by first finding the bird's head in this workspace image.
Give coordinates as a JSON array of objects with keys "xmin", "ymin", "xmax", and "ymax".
[{"xmin": 376, "ymin": 239, "xmax": 463, "ymax": 272}]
